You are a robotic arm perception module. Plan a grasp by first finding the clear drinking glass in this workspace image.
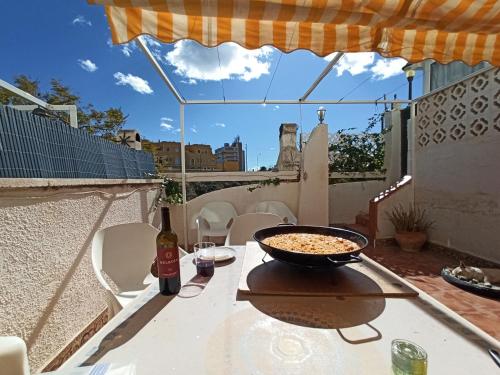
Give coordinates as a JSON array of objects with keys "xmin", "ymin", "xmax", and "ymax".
[
  {"xmin": 391, "ymin": 339, "xmax": 427, "ymax": 375},
  {"xmin": 194, "ymin": 242, "xmax": 215, "ymax": 277}
]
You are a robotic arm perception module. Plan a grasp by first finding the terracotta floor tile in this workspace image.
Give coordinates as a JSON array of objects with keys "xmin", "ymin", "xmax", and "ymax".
[{"xmin": 364, "ymin": 245, "xmax": 500, "ymax": 340}]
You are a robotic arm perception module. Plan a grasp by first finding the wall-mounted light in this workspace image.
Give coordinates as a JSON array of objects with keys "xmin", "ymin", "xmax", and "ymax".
[
  {"xmin": 317, "ymin": 106, "xmax": 326, "ymax": 124},
  {"xmin": 402, "ymin": 64, "xmax": 416, "ymax": 101}
]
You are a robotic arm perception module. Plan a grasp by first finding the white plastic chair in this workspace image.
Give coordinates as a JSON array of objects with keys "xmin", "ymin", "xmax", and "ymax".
[
  {"xmin": 253, "ymin": 201, "xmax": 298, "ymax": 225},
  {"xmin": 225, "ymin": 213, "xmax": 283, "ymax": 246},
  {"xmin": 0, "ymin": 337, "xmax": 30, "ymax": 375},
  {"xmin": 195, "ymin": 201, "xmax": 238, "ymax": 243},
  {"xmin": 92, "ymin": 223, "xmax": 186, "ymax": 316}
]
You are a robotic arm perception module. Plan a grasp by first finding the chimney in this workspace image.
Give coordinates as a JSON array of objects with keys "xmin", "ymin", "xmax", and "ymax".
[{"xmin": 276, "ymin": 123, "xmax": 300, "ymax": 171}]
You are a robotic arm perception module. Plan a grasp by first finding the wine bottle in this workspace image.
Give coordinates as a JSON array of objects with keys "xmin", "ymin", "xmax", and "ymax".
[{"xmin": 156, "ymin": 206, "xmax": 181, "ymax": 295}]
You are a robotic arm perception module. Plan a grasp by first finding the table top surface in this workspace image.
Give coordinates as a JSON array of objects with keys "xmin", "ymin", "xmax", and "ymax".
[{"xmin": 62, "ymin": 244, "xmax": 499, "ymax": 374}]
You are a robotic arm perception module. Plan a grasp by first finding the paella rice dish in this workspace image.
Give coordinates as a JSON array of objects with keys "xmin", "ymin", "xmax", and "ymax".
[{"xmin": 262, "ymin": 233, "xmax": 360, "ymax": 254}]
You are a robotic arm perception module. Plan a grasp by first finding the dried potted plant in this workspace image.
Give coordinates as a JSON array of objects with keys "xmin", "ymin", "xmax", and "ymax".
[{"xmin": 387, "ymin": 204, "xmax": 433, "ymax": 252}]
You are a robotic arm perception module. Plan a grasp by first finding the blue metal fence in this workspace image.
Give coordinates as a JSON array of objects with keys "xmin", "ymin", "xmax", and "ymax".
[{"xmin": 0, "ymin": 105, "xmax": 155, "ymax": 179}]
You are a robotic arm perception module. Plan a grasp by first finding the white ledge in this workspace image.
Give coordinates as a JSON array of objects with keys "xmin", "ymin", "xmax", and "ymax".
[{"xmin": 0, "ymin": 178, "xmax": 163, "ymax": 190}]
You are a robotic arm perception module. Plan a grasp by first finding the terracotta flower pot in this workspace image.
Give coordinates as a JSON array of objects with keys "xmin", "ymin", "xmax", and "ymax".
[{"xmin": 394, "ymin": 231, "xmax": 427, "ymax": 252}]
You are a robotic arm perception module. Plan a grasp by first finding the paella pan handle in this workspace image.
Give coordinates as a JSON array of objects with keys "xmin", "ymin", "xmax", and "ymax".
[{"xmin": 326, "ymin": 254, "xmax": 363, "ymax": 265}]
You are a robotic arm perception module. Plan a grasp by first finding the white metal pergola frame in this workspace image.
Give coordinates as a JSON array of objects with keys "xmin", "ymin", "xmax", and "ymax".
[
  {"xmin": 136, "ymin": 37, "xmax": 415, "ymax": 247},
  {"xmin": 0, "ymin": 78, "xmax": 79, "ymax": 128}
]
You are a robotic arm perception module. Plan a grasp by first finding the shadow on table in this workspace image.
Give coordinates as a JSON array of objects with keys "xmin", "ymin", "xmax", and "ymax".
[
  {"xmin": 246, "ymin": 259, "xmax": 393, "ymax": 296},
  {"xmin": 178, "ymin": 274, "xmax": 213, "ymax": 298},
  {"xmin": 240, "ymin": 260, "xmax": 387, "ymax": 344},
  {"xmin": 81, "ymin": 293, "xmax": 174, "ymax": 366}
]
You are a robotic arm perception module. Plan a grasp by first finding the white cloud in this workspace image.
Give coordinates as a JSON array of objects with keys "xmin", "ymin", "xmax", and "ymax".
[
  {"xmin": 160, "ymin": 123, "xmax": 173, "ymax": 131},
  {"xmin": 165, "ymin": 41, "xmax": 273, "ymax": 83},
  {"xmin": 214, "ymin": 122, "xmax": 226, "ymax": 128},
  {"xmin": 331, "ymin": 52, "xmax": 375, "ymax": 76},
  {"xmin": 181, "ymin": 78, "xmax": 197, "ymax": 85},
  {"xmin": 141, "ymin": 35, "xmax": 161, "ymax": 48},
  {"xmin": 190, "ymin": 127, "xmax": 198, "ymax": 133},
  {"xmin": 139, "ymin": 35, "xmax": 163, "ymax": 60},
  {"xmin": 106, "ymin": 38, "xmax": 113, "ymax": 47},
  {"xmin": 273, "ymin": 105, "xmax": 280, "ymax": 111},
  {"xmin": 161, "ymin": 117, "xmax": 174, "ymax": 122},
  {"xmin": 78, "ymin": 59, "xmax": 98, "ymax": 72},
  {"xmin": 72, "ymin": 15, "xmax": 91, "ymax": 26},
  {"xmin": 174, "ymin": 128, "xmax": 181, "ymax": 133},
  {"xmin": 119, "ymin": 36, "xmax": 162, "ymax": 59},
  {"xmin": 121, "ymin": 43, "xmax": 135, "ymax": 57},
  {"xmin": 325, "ymin": 52, "xmax": 406, "ymax": 80},
  {"xmin": 113, "ymin": 72, "xmax": 153, "ymax": 94},
  {"xmin": 371, "ymin": 58, "xmax": 407, "ymax": 80},
  {"xmin": 261, "ymin": 103, "xmax": 267, "ymax": 107}
]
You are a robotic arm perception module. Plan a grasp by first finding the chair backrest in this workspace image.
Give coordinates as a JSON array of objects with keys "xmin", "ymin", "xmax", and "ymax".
[
  {"xmin": 254, "ymin": 201, "xmax": 297, "ymax": 224},
  {"xmin": 0, "ymin": 336, "xmax": 30, "ymax": 375},
  {"xmin": 198, "ymin": 201, "xmax": 237, "ymax": 228},
  {"xmin": 225, "ymin": 213, "xmax": 283, "ymax": 246},
  {"xmin": 92, "ymin": 223, "xmax": 159, "ymax": 292}
]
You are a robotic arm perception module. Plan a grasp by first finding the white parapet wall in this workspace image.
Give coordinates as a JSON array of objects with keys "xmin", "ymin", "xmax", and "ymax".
[
  {"xmin": 298, "ymin": 123, "xmax": 329, "ymax": 226},
  {"xmin": 375, "ymin": 179, "xmax": 413, "ymax": 239},
  {"xmin": 169, "ymin": 182, "xmax": 300, "ymax": 246},
  {"xmin": 328, "ymin": 108, "xmax": 403, "ymax": 225},
  {"xmin": 0, "ymin": 178, "xmax": 161, "ymax": 372},
  {"xmin": 329, "ymin": 180, "xmax": 387, "ymax": 224}
]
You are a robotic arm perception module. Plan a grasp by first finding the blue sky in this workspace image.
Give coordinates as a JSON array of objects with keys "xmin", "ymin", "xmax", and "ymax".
[{"xmin": 0, "ymin": 1, "xmax": 422, "ymax": 169}]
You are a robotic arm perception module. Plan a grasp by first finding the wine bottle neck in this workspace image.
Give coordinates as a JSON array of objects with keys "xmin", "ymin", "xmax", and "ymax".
[{"xmin": 161, "ymin": 207, "xmax": 171, "ymax": 232}]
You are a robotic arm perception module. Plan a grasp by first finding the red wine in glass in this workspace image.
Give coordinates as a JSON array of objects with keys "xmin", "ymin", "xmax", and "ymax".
[{"xmin": 197, "ymin": 259, "xmax": 215, "ymax": 277}]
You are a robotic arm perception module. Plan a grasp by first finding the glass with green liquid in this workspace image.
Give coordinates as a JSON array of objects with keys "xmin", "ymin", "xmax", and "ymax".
[{"xmin": 391, "ymin": 339, "xmax": 428, "ymax": 375}]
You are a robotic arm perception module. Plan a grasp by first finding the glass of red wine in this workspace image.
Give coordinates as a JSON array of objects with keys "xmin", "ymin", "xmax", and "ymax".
[{"xmin": 194, "ymin": 242, "xmax": 216, "ymax": 277}]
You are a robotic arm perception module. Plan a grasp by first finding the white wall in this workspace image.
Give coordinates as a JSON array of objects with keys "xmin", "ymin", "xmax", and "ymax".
[
  {"xmin": 414, "ymin": 67, "xmax": 500, "ymax": 262},
  {"xmin": 376, "ymin": 181, "xmax": 413, "ymax": 239},
  {"xmin": 383, "ymin": 109, "xmax": 402, "ymax": 184},
  {"xmin": 298, "ymin": 123, "xmax": 329, "ymax": 226},
  {"xmin": 329, "ymin": 180, "xmax": 387, "ymax": 224},
  {"xmin": 170, "ymin": 182, "xmax": 300, "ymax": 247},
  {"xmin": 0, "ymin": 179, "xmax": 160, "ymax": 372},
  {"xmin": 328, "ymin": 110, "xmax": 403, "ymax": 225}
]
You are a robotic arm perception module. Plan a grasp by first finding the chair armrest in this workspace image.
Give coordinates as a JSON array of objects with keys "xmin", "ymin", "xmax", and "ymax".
[{"xmin": 226, "ymin": 217, "xmax": 234, "ymax": 230}]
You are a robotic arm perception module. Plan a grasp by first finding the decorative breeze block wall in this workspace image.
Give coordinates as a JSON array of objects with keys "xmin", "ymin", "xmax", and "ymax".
[{"xmin": 416, "ymin": 68, "xmax": 500, "ymax": 149}]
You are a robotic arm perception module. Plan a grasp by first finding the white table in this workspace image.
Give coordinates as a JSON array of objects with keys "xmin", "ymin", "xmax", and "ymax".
[{"xmin": 62, "ymin": 244, "xmax": 499, "ymax": 374}]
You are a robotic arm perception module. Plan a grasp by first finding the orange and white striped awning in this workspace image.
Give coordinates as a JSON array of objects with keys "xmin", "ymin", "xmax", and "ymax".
[{"xmin": 89, "ymin": 0, "xmax": 500, "ymax": 66}]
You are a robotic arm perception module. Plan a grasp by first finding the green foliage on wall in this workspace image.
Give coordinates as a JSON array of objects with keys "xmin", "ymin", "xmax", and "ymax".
[{"xmin": 328, "ymin": 113, "xmax": 386, "ymax": 173}]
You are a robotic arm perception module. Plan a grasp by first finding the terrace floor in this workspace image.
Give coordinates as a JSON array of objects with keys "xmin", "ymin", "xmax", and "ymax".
[{"xmin": 363, "ymin": 243, "xmax": 500, "ymax": 340}]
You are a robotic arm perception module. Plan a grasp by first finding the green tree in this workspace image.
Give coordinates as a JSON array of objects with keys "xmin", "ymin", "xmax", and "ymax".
[
  {"xmin": 0, "ymin": 75, "xmax": 127, "ymax": 139},
  {"xmin": 328, "ymin": 113, "xmax": 385, "ymax": 173},
  {"xmin": 0, "ymin": 75, "xmax": 40, "ymax": 105}
]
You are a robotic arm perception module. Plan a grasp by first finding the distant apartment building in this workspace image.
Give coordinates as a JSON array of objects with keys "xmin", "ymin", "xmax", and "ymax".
[
  {"xmin": 142, "ymin": 140, "xmax": 219, "ymax": 173},
  {"xmin": 186, "ymin": 144, "xmax": 218, "ymax": 171},
  {"xmin": 215, "ymin": 136, "xmax": 246, "ymax": 172}
]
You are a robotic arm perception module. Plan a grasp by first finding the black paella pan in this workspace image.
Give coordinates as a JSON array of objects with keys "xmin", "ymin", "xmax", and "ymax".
[{"xmin": 253, "ymin": 225, "xmax": 368, "ymax": 268}]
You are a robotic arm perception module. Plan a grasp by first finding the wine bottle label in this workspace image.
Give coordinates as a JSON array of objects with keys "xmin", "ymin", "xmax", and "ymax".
[{"xmin": 157, "ymin": 247, "xmax": 180, "ymax": 278}]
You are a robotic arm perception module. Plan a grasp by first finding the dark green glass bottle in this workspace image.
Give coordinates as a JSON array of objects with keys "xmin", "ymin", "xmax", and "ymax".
[{"xmin": 156, "ymin": 207, "xmax": 181, "ymax": 295}]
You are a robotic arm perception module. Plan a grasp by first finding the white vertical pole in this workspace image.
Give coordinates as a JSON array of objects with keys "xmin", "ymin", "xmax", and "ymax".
[
  {"xmin": 410, "ymin": 101, "xmax": 417, "ymax": 205},
  {"xmin": 423, "ymin": 60, "xmax": 432, "ymax": 94},
  {"xmin": 68, "ymin": 105, "xmax": 78, "ymax": 128},
  {"xmin": 180, "ymin": 104, "xmax": 188, "ymax": 249}
]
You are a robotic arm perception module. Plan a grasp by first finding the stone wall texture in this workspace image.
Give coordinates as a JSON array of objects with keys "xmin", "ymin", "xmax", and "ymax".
[
  {"xmin": 0, "ymin": 180, "xmax": 159, "ymax": 372},
  {"xmin": 415, "ymin": 68, "xmax": 500, "ymax": 262}
]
